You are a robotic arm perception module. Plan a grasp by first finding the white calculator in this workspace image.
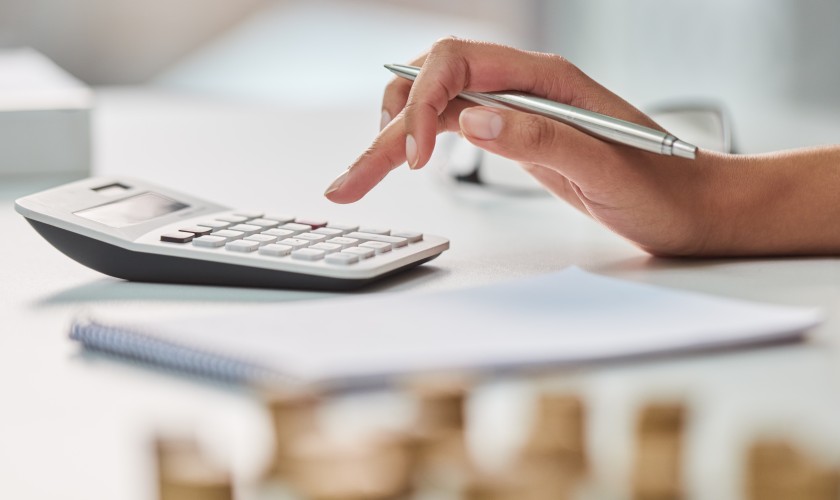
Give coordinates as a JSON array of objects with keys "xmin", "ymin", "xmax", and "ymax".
[{"xmin": 15, "ymin": 177, "xmax": 449, "ymax": 290}]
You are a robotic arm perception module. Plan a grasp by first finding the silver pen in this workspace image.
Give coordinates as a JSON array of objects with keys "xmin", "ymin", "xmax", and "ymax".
[{"xmin": 385, "ymin": 63, "xmax": 697, "ymax": 160}]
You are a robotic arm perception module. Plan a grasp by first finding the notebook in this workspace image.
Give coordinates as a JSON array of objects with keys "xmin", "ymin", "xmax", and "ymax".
[{"xmin": 69, "ymin": 267, "xmax": 822, "ymax": 388}]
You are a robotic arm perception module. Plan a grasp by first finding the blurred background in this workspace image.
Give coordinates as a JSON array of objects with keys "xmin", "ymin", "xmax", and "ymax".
[
  {"xmin": 2, "ymin": 0, "xmax": 839, "ymax": 150},
  {"xmin": 3, "ymin": 4, "xmax": 840, "ymax": 499}
]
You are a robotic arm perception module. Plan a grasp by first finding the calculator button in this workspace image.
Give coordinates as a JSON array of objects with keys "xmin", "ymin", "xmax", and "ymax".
[
  {"xmin": 326, "ymin": 252, "xmax": 360, "ymax": 265},
  {"xmin": 245, "ymin": 234, "xmax": 277, "ymax": 246},
  {"xmin": 198, "ymin": 220, "xmax": 230, "ymax": 229},
  {"xmin": 359, "ymin": 241, "xmax": 391, "ymax": 254},
  {"xmin": 234, "ymin": 211, "xmax": 263, "ymax": 219},
  {"xmin": 358, "ymin": 227, "xmax": 390, "ymax": 235},
  {"xmin": 310, "ymin": 242, "xmax": 341, "ymax": 254},
  {"xmin": 278, "ymin": 238, "xmax": 311, "ymax": 249},
  {"xmin": 248, "ymin": 218, "xmax": 280, "ymax": 229},
  {"xmin": 291, "ymin": 248, "xmax": 325, "ymax": 261},
  {"xmin": 390, "ymin": 231, "xmax": 423, "ymax": 243},
  {"xmin": 259, "ymin": 243, "xmax": 293, "ymax": 257},
  {"xmin": 192, "ymin": 235, "xmax": 226, "ymax": 248},
  {"xmin": 216, "ymin": 215, "xmax": 248, "ymax": 224},
  {"xmin": 263, "ymin": 228, "xmax": 295, "ymax": 238},
  {"xmin": 325, "ymin": 237, "xmax": 358, "ymax": 249},
  {"xmin": 294, "ymin": 218, "xmax": 327, "ymax": 229},
  {"xmin": 342, "ymin": 246, "xmax": 375, "ymax": 259},
  {"xmin": 311, "ymin": 227, "xmax": 344, "ymax": 237},
  {"xmin": 225, "ymin": 240, "xmax": 260, "ymax": 252},
  {"xmin": 160, "ymin": 231, "xmax": 194, "ymax": 243},
  {"xmin": 345, "ymin": 232, "xmax": 408, "ymax": 248},
  {"xmin": 265, "ymin": 214, "xmax": 296, "ymax": 224},
  {"xmin": 229, "ymin": 224, "xmax": 262, "ymax": 235},
  {"xmin": 179, "ymin": 225, "xmax": 213, "ymax": 236},
  {"xmin": 212, "ymin": 229, "xmax": 245, "ymax": 241},
  {"xmin": 325, "ymin": 223, "xmax": 359, "ymax": 235},
  {"xmin": 296, "ymin": 232, "xmax": 328, "ymax": 243},
  {"xmin": 279, "ymin": 223, "xmax": 312, "ymax": 234}
]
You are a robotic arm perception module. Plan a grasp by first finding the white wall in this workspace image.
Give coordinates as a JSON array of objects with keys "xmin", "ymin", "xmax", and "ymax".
[
  {"xmin": 0, "ymin": 0, "xmax": 539, "ymax": 85},
  {"xmin": 535, "ymin": 0, "xmax": 840, "ymax": 110},
  {"xmin": 533, "ymin": 0, "xmax": 840, "ymax": 152},
  {"xmin": 0, "ymin": 0, "xmax": 265, "ymax": 83},
  {"xmin": 154, "ymin": 0, "xmax": 534, "ymax": 107}
]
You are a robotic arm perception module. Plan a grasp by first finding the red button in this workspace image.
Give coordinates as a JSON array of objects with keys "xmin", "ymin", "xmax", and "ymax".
[{"xmin": 294, "ymin": 218, "xmax": 327, "ymax": 229}]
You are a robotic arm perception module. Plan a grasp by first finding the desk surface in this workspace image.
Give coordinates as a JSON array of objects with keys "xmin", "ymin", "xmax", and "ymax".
[{"xmin": 3, "ymin": 88, "xmax": 840, "ymax": 500}]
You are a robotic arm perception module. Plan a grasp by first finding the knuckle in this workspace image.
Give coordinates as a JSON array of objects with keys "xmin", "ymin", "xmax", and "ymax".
[
  {"xmin": 545, "ymin": 53, "xmax": 571, "ymax": 69},
  {"xmin": 402, "ymin": 99, "xmax": 422, "ymax": 114},
  {"xmin": 432, "ymin": 35, "xmax": 464, "ymax": 53},
  {"xmin": 403, "ymin": 98, "xmax": 436, "ymax": 117},
  {"xmin": 356, "ymin": 146, "xmax": 377, "ymax": 165},
  {"xmin": 543, "ymin": 53, "xmax": 581, "ymax": 80}
]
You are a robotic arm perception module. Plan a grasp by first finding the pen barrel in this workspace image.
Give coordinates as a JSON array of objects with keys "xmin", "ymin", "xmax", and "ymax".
[
  {"xmin": 384, "ymin": 64, "xmax": 697, "ymax": 159},
  {"xmin": 462, "ymin": 91, "xmax": 691, "ymax": 158}
]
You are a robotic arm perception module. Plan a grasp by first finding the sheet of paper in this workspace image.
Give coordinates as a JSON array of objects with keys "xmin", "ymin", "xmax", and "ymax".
[{"xmin": 88, "ymin": 267, "xmax": 823, "ymax": 385}]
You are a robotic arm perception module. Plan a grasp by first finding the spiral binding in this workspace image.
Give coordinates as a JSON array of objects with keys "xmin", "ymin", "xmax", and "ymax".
[{"xmin": 69, "ymin": 319, "xmax": 291, "ymax": 385}]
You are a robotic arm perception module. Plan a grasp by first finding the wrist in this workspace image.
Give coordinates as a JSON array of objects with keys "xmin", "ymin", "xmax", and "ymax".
[
  {"xmin": 690, "ymin": 151, "xmax": 764, "ymax": 256},
  {"xmin": 697, "ymin": 146, "xmax": 840, "ymax": 256}
]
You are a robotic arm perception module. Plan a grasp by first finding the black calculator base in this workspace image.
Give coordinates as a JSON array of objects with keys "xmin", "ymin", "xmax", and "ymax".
[{"xmin": 27, "ymin": 219, "xmax": 439, "ymax": 291}]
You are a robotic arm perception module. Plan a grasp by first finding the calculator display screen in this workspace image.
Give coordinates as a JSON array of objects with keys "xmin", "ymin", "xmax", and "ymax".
[{"xmin": 74, "ymin": 192, "xmax": 189, "ymax": 227}]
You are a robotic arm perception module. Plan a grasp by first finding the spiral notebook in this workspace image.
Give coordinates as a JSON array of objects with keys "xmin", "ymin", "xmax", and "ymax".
[{"xmin": 69, "ymin": 267, "xmax": 822, "ymax": 388}]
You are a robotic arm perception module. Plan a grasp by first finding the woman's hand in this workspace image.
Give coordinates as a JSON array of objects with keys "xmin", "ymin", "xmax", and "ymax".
[{"xmin": 323, "ymin": 38, "xmax": 840, "ymax": 257}]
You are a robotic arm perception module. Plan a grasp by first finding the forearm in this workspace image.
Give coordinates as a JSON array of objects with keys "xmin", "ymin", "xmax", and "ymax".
[{"xmin": 706, "ymin": 146, "xmax": 840, "ymax": 256}]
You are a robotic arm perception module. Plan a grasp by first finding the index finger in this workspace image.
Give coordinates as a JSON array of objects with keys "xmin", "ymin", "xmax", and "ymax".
[{"xmin": 324, "ymin": 101, "xmax": 471, "ymax": 204}]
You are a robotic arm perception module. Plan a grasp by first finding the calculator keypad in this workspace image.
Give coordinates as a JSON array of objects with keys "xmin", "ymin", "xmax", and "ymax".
[
  {"xmin": 360, "ymin": 241, "xmax": 391, "ymax": 254},
  {"xmin": 296, "ymin": 233, "xmax": 328, "ymax": 243},
  {"xmin": 193, "ymin": 235, "xmax": 226, "ymax": 248},
  {"xmin": 212, "ymin": 229, "xmax": 245, "ymax": 241},
  {"xmin": 294, "ymin": 218, "xmax": 327, "ymax": 229},
  {"xmin": 325, "ymin": 252, "xmax": 359, "ymax": 265},
  {"xmin": 342, "ymin": 247, "xmax": 375, "ymax": 259},
  {"xmin": 226, "ymin": 240, "xmax": 260, "ymax": 252},
  {"xmin": 244, "ymin": 234, "xmax": 277, "ymax": 246},
  {"xmin": 248, "ymin": 218, "xmax": 281, "ymax": 229},
  {"xmin": 292, "ymin": 248, "xmax": 325, "ymax": 261},
  {"xmin": 229, "ymin": 224, "xmax": 262, "ymax": 235},
  {"xmin": 197, "ymin": 220, "xmax": 230, "ymax": 229},
  {"xmin": 325, "ymin": 223, "xmax": 358, "ymax": 234},
  {"xmin": 161, "ymin": 212, "xmax": 427, "ymax": 267},
  {"xmin": 278, "ymin": 223, "xmax": 311, "ymax": 234},
  {"xmin": 258, "ymin": 243, "xmax": 292, "ymax": 257},
  {"xmin": 180, "ymin": 226, "xmax": 212, "ymax": 236},
  {"xmin": 391, "ymin": 231, "xmax": 423, "ymax": 243},
  {"xmin": 310, "ymin": 242, "xmax": 341, "ymax": 254},
  {"xmin": 216, "ymin": 215, "xmax": 248, "ymax": 224}
]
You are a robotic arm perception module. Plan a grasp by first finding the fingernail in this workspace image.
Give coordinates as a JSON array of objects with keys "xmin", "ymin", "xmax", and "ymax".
[
  {"xmin": 460, "ymin": 108, "xmax": 503, "ymax": 140},
  {"xmin": 324, "ymin": 168, "xmax": 350, "ymax": 196},
  {"xmin": 405, "ymin": 134, "xmax": 418, "ymax": 169},
  {"xmin": 380, "ymin": 110, "xmax": 392, "ymax": 131}
]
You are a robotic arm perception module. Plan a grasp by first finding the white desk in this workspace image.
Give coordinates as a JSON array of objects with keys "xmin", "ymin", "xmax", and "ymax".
[{"xmin": 3, "ymin": 88, "xmax": 840, "ymax": 500}]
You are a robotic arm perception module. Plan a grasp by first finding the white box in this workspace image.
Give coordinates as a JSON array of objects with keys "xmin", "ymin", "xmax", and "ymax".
[{"xmin": 0, "ymin": 48, "xmax": 92, "ymax": 176}]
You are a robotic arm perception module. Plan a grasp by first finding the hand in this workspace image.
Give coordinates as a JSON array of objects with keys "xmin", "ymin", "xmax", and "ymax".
[{"xmin": 323, "ymin": 38, "xmax": 840, "ymax": 257}]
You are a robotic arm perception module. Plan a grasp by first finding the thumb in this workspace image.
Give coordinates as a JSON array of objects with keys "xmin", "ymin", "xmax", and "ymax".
[{"xmin": 458, "ymin": 106, "xmax": 614, "ymax": 185}]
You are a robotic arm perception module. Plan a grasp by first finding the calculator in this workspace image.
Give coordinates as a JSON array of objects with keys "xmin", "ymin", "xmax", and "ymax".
[{"xmin": 14, "ymin": 177, "xmax": 449, "ymax": 290}]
